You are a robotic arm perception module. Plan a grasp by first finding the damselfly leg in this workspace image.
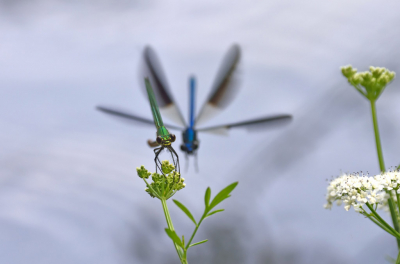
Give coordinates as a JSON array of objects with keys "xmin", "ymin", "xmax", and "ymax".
[
  {"xmin": 184, "ymin": 153, "xmax": 189, "ymax": 172},
  {"xmin": 153, "ymin": 146, "xmax": 164, "ymax": 174},
  {"xmin": 194, "ymin": 151, "xmax": 199, "ymax": 173},
  {"xmin": 153, "ymin": 145, "xmax": 180, "ymax": 179},
  {"xmin": 167, "ymin": 146, "xmax": 180, "ymax": 177}
]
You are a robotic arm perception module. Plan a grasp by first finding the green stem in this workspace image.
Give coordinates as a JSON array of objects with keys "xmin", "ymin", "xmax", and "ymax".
[
  {"xmin": 394, "ymin": 191, "xmax": 400, "ymax": 252},
  {"xmin": 395, "ymin": 192, "xmax": 400, "ymax": 238},
  {"xmin": 366, "ymin": 203, "xmax": 400, "ymax": 239},
  {"xmin": 370, "ymin": 99, "xmax": 400, "ymax": 249},
  {"xmin": 186, "ymin": 212, "xmax": 207, "ymax": 249},
  {"xmin": 397, "ymin": 193, "xmax": 400, "ymax": 213},
  {"xmin": 352, "ymin": 84, "xmax": 367, "ymax": 98},
  {"xmin": 396, "ymin": 249, "xmax": 400, "ymax": 264},
  {"xmin": 142, "ymin": 178, "xmax": 161, "ymax": 199},
  {"xmin": 161, "ymin": 199, "xmax": 188, "ymax": 264},
  {"xmin": 387, "ymin": 196, "xmax": 400, "ymax": 236},
  {"xmin": 365, "ymin": 212, "xmax": 397, "ymax": 237},
  {"xmin": 370, "ymin": 100, "xmax": 385, "ymax": 172},
  {"xmin": 186, "ymin": 223, "xmax": 200, "ymax": 249}
]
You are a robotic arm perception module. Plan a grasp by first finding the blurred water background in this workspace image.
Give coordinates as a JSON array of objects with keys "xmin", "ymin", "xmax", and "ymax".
[{"xmin": 1, "ymin": 0, "xmax": 400, "ymax": 263}]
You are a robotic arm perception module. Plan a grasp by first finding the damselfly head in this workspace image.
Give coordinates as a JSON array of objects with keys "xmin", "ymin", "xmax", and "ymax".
[{"xmin": 156, "ymin": 134, "xmax": 175, "ymax": 146}]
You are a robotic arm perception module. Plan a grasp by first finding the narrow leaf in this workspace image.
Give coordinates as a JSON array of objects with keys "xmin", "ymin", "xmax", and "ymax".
[
  {"xmin": 396, "ymin": 164, "xmax": 400, "ymax": 171},
  {"xmin": 206, "ymin": 209, "xmax": 225, "ymax": 218},
  {"xmin": 189, "ymin": 239, "xmax": 208, "ymax": 248},
  {"xmin": 209, "ymin": 182, "xmax": 238, "ymax": 210},
  {"xmin": 173, "ymin": 200, "xmax": 197, "ymax": 226},
  {"xmin": 204, "ymin": 187, "xmax": 211, "ymax": 208},
  {"xmin": 165, "ymin": 228, "xmax": 183, "ymax": 248}
]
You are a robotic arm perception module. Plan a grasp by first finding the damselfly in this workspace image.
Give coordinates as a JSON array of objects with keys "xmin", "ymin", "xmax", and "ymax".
[
  {"xmin": 144, "ymin": 78, "xmax": 180, "ymax": 176},
  {"xmin": 97, "ymin": 45, "xmax": 292, "ymax": 171}
]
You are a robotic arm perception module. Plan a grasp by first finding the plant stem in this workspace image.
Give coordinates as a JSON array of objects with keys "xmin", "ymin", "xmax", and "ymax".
[
  {"xmin": 370, "ymin": 99, "xmax": 400, "ymax": 249},
  {"xmin": 370, "ymin": 100, "xmax": 385, "ymax": 172},
  {"xmin": 366, "ymin": 203, "xmax": 400, "ymax": 239},
  {"xmin": 387, "ymin": 197, "xmax": 400, "ymax": 240},
  {"xmin": 365, "ymin": 213, "xmax": 397, "ymax": 237},
  {"xmin": 161, "ymin": 199, "xmax": 188, "ymax": 264},
  {"xmin": 397, "ymin": 249, "xmax": 400, "ymax": 264},
  {"xmin": 143, "ymin": 178, "xmax": 161, "ymax": 199},
  {"xmin": 397, "ymin": 193, "xmax": 400, "ymax": 213},
  {"xmin": 186, "ymin": 212, "xmax": 207, "ymax": 249}
]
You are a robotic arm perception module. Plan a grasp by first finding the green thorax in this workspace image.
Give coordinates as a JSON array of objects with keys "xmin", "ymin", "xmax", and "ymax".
[
  {"xmin": 157, "ymin": 127, "xmax": 172, "ymax": 146},
  {"xmin": 157, "ymin": 126, "xmax": 170, "ymax": 138}
]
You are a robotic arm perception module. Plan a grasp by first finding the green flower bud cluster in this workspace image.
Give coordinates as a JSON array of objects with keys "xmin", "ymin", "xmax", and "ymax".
[
  {"xmin": 136, "ymin": 161, "xmax": 185, "ymax": 200},
  {"xmin": 341, "ymin": 65, "xmax": 395, "ymax": 101},
  {"xmin": 161, "ymin": 160, "xmax": 175, "ymax": 175},
  {"xmin": 137, "ymin": 165, "xmax": 151, "ymax": 179}
]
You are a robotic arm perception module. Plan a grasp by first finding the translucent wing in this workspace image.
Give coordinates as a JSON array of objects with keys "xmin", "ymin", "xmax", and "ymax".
[
  {"xmin": 140, "ymin": 46, "xmax": 187, "ymax": 127},
  {"xmin": 197, "ymin": 114, "xmax": 292, "ymax": 135},
  {"xmin": 195, "ymin": 44, "xmax": 241, "ymax": 126},
  {"xmin": 96, "ymin": 106, "xmax": 184, "ymax": 131}
]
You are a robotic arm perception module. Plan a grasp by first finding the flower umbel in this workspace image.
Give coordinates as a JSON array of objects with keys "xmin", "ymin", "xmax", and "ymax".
[
  {"xmin": 333, "ymin": 65, "xmax": 400, "ymax": 261},
  {"xmin": 341, "ymin": 65, "xmax": 395, "ymax": 101},
  {"xmin": 162, "ymin": 160, "xmax": 175, "ymax": 174},
  {"xmin": 324, "ymin": 170, "xmax": 400, "ymax": 244},
  {"xmin": 324, "ymin": 170, "xmax": 400, "ymax": 212},
  {"xmin": 137, "ymin": 165, "xmax": 151, "ymax": 179},
  {"xmin": 137, "ymin": 161, "xmax": 185, "ymax": 200}
]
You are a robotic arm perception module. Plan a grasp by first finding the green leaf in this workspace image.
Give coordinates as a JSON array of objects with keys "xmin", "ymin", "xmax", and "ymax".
[
  {"xmin": 396, "ymin": 164, "xmax": 400, "ymax": 171},
  {"xmin": 204, "ymin": 187, "xmax": 211, "ymax": 208},
  {"xmin": 206, "ymin": 209, "xmax": 225, "ymax": 218},
  {"xmin": 165, "ymin": 228, "xmax": 183, "ymax": 248},
  {"xmin": 209, "ymin": 182, "xmax": 238, "ymax": 211},
  {"xmin": 188, "ymin": 239, "xmax": 208, "ymax": 248},
  {"xmin": 173, "ymin": 200, "xmax": 197, "ymax": 226}
]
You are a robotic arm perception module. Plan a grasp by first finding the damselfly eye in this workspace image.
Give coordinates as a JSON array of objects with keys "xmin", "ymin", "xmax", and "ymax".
[
  {"xmin": 170, "ymin": 134, "xmax": 176, "ymax": 142},
  {"xmin": 156, "ymin": 136, "xmax": 162, "ymax": 144},
  {"xmin": 180, "ymin": 145, "xmax": 186, "ymax": 151}
]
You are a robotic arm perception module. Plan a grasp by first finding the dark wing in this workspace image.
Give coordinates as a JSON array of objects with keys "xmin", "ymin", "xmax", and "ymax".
[
  {"xmin": 195, "ymin": 44, "xmax": 241, "ymax": 126},
  {"xmin": 96, "ymin": 106, "xmax": 184, "ymax": 131},
  {"xmin": 140, "ymin": 46, "xmax": 187, "ymax": 127},
  {"xmin": 196, "ymin": 114, "xmax": 292, "ymax": 135}
]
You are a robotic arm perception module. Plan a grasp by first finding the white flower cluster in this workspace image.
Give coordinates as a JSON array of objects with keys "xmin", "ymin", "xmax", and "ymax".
[{"xmin": 324, "ymin": 171, "xmax": 400, "ymax": 212}]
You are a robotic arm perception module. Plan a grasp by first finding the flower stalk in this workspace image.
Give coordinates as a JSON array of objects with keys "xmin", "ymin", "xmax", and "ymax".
[
  {"xmin": 137, "ymin": 161, "xmax": 187, "ymax": 263},
  {"xmin": 327, "ymin": 65, "xmax": 398, "ymax": 261},
  {"xmin": 370, "ymin": 100, "xmax": 385, "ymax": 172},
  {"xmin": 368, "ymin": 98, "xmax": 400, "ymax": 244},
  {"xmin": 161, "ymin": 198, "xmax": 187, "ymax": 264},
  {"xmin": 137, "ymin": 161, "xmax": 238, "ymax": 263}
]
